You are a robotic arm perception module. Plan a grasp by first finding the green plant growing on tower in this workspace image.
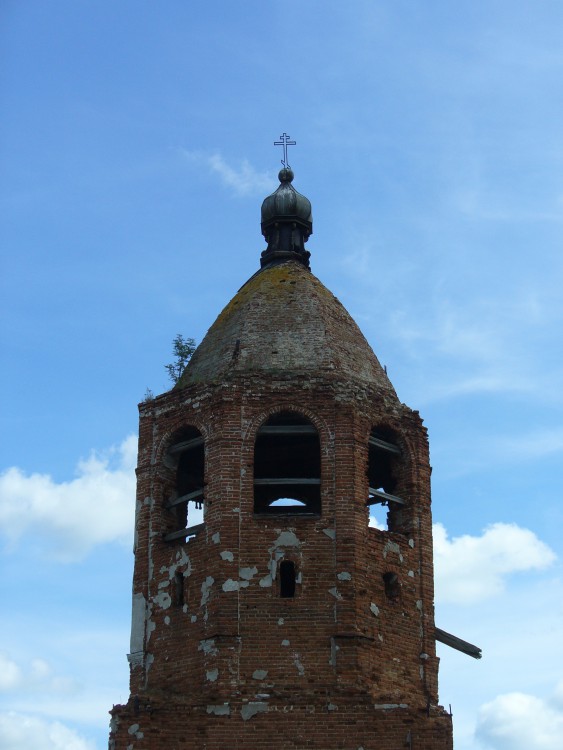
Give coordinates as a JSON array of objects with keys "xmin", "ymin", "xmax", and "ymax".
[{"xmin": 165, "ymin": 334, "xmax": 196, "ymax": 384}]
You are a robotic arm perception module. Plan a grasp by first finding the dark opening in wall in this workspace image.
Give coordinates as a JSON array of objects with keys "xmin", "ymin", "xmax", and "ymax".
[
  {"xmin": 163, "ymin": 426, "xmax": 205, "ymax": 542},
  {"xmin": 383, "ymin": 571, "xmax": 400, "ymax": 600},
  {"xmin": 174, "ymin": 572, "xmax": 185, "ymax": 607},
  {"xmin": 366, "ymin": 427, "xmax": 406, "ymax": 531},
  {"xmin": 280, "ymin": 560, "xmax": 296, "ymax": 598},
  {"xmin": 254, "ymin": 412, "xmax": 321, "ymax": 515}
]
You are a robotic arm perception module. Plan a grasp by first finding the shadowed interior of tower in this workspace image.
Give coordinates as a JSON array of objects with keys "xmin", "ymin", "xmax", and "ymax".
[
  {"xmin": 367, "ymin": 426, "xmax": 407, "ymax": 531},
  {"xmin": 254, "ymin": 411, "xmax": 321, "ymax": 515},
  {"xmin": 162, "ymin": 426, "xmax": 205, "ymax": 541}
]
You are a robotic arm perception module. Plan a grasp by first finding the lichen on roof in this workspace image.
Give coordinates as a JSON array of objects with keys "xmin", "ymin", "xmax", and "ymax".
[{"xmin": 176, "ymin": 260, "xmax": 395, "ymax": 396}]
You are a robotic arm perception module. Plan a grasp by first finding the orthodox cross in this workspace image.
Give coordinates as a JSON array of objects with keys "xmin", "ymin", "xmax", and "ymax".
[{"xmin": 274, "ymin": 132, "xmax": 296, "ymax": 168}]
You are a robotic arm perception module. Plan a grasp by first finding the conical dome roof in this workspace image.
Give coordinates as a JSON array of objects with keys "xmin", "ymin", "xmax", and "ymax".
[{"xmin": 177, "ymin": 259, "xmax": 395, "ymax": 396}]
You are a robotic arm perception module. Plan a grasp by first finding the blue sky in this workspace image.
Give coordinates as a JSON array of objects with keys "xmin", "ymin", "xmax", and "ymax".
[{"xmin": 1, "ymin": 2, "xmax": 563, "ymax": 748}]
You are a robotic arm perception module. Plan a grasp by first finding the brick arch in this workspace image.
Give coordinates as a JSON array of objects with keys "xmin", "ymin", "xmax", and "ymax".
[
  {"xmin": 154, "ymin": 417, "xmax": 210, "ymax": 468},
  {"xmin": 243, "ymin": 403, "xmax": 330, "ymax": 451}
]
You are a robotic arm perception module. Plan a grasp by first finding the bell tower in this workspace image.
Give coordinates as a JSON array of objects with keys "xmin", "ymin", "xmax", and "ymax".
[{"xmin": 109, "ymin": 161, "xmax": 455, "ymax": 749}]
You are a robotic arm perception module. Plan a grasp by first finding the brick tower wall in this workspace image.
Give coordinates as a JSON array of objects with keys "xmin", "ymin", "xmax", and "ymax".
[{"xmin": 109, "ymin": 372, "xmax": 451, "ymax": 749}]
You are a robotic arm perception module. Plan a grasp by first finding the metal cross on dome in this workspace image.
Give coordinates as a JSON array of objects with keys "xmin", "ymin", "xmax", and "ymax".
[{"xmin": 274, "ymin": 132, "xmax": 296, "ymax": 168}]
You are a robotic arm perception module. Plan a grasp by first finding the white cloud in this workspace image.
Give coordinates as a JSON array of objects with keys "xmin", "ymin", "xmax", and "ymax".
[
  {"xmin": 434, "ymin": 522, "xmax": 556, "ymax": 604},
  {"xmin": 0, "ymin": 712, "xmax": 95, "ymax": 750},
  {"xmin": 0, "ymin": 654, "xmax": 22, "ymax": 691},
  {"xmin": 489, "ymin": 426, "xmax": 563, "ymax": 462},
  {"xmin": 182, "ymin": 150, "xmax": 274, "ymax": 196},
  {"xmin": 0, "ymin": 653, "xmax": 79, "ymax": 697},
  {"xmin": 369, "ymin": 513, "xmax": 386, "ymax": 530},
  {"xmin": 476, "ymin": 684, "xmax": 563, "ymax": 750},
  {"xmin": 0, "ymin": 436, "xmax": 136, "ymax": 562}
]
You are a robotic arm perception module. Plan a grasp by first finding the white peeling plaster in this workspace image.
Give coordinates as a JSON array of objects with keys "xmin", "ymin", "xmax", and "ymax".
[
  {"xmin": 153, "ymin": 591, "xmax": 172, "ymax": 610},
  {"xmin": 323, "ymin": 528, "xmax": 336, "ymax": 540},
  {"xmin": 273, "ymin": 530, "xmax": 300, "ymax": 548},
  {"xmin": 295, "ymin": 571, "xmax": 302, "ymax": 584},
  {"xmin": 370, "ymin": 602, "xmax": 380, "ymax": 617},
  {"xmin": 164, "ymin": 616, "xmax": 170, "ymax": 625},
  {"xmin": 128, "ymin": 724, "xmax": 143, "ymax": 739},
  {"xmin": 329, "ymin": 587, "xmax": 342, "ymax": 600},
  {"xmin": 157, "ymin": 580, "xmax": 170, "ymax": 589},
  {"xmin": 252, "ymin": 669, "xmax": 268, "ymax": 680},
  {"xmin": 206, "ymin": 668, "xmax": 219, "ymax": 682},
  {"xmin": 420, "ymin": 652, "xmax": 429, "ymax": 660},
  {"xmin": 191, "ymin": 614, "xmax": 197, "ymax": 623},
  {"xmin": 408, "ymin": 538, "xmax": 415, "ymax": 548},
  {"xmin": 239, "ymin": 566, "xmax": 258, "ymax": 580},
  {"xmin": 127, "ymin": 652, "xmax": 143, "ymax": 668},
  {"xmin": 281, "ymin": 639, "xmax": 290, "ymax": 647},
  {"xmin": 259, "ymin": 575, "xmax": 273, "ymax": 588},
  {"xmin": 198, "ymin": 639, "xmax": 218, "ymax": 656},
  {"xmin": 383, "ymin": 540, "xmax": 403, "ymax": 562},
  {"xmin": 207, "ymin": 704, "xmax": 230, "ymax": 716},
  {"xmin": 278, "ymin": 618, "xmax": 284, "ymax": 625},
  {"xmin": 232, "ymin": 507, "xmax": 240, "ymax": 513},
  {"xmin": 373, "ymin": 703, "xmax": 409, "ymax": 710},
  {"xmin": 408, "ymin": 570, "xmax": 415, "ymax": 578},
  {"xmin": 337, "ymin": 572, "xmax": 351, "ymax": 581},
  {"xmin": 201, "ymin": 576, "xmax": 215, "ymax": 606},
  {"xmin": 378, "ymin": 634, "xmax": 384, "ymax": 642},
  {"xmin": 223, "ymin": 579, "xmax": 249, "ymax": 592},
  {"xmin": 146, "ymin": 618, "xmax": 156, "ymax": 643},
  {"xmin": 212, "ymin": 532, "xmax": 221, "ymax": 544},
  {"xmin": 173, "ymin": 549, "xmax": 192, "ymax": 576},
  {"xmin": 416, "ymin": 600, "xmax": 423, "ymax": 611},
  {"xmin": 130, "ymin": 593, "xmax": 146, "ymax": 654},
  {"xmin": 220, "ymin": 550, "xmax": 234, "ymax": 562},
  {"xmin": 328, "ymin": 703, "xmax": 338, "ymax": 711},
  {"xmin": 293, "ymin": 653, "xmax": 305, "ymax": 676},
  {"xmin": 241, "ymin": 702, "xmax": 268, "ymax": 721}
]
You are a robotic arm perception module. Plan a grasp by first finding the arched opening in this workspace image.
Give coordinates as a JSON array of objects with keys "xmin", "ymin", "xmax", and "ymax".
[
  {"xmin": 163, "ymin": 426, "xmax": 205, "ymax": 542},
  {"xmin": 383, "ymin": 571, "xmax": 400, "ymax": 601},
  {"xmin": 279, "ymin": 560, "xmax": 296, "ymax": 598},
  {"xmin": 367, "ymin": 427, "xmax": 406, "ymax": 532},
  {"xmin": 254, "ymin": 411, "xmax": 321, "ymax": 515}
]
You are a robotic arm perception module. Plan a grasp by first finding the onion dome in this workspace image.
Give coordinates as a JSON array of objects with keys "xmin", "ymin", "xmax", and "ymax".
[{"xmin": 260, "ymin": 168, "xmax": 312, "ymax": 269}]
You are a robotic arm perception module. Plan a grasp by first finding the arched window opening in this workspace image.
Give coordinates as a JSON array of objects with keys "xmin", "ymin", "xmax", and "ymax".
[
  {"xmin": 366, "ymin": 427, "xmax": 406, "ymax": 531},
  {"xmin": 254, "ymin": 412, "xmax": 321, "ymax": 515},
  {"xmin": 163, "ymin": 426, "xmax": 205, "ymax": 543},
  {"xmin": 280, "ymin": 560, "xmax": 296, "ymax": 598},
  {"xmin": 383, "ymin": 571, "xmax": 400, "ymax": 601}
]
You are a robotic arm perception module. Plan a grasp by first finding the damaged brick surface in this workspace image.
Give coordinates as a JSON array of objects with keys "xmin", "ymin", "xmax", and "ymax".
[{"xmin": 109, "ymin": 260, "xmax": 453, "ymax": 749}]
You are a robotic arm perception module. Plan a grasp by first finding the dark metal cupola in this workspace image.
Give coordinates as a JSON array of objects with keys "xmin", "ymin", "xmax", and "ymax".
[{"xmin": 260, "ymin": 156, "xmax": 312, "ymax": 268}]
